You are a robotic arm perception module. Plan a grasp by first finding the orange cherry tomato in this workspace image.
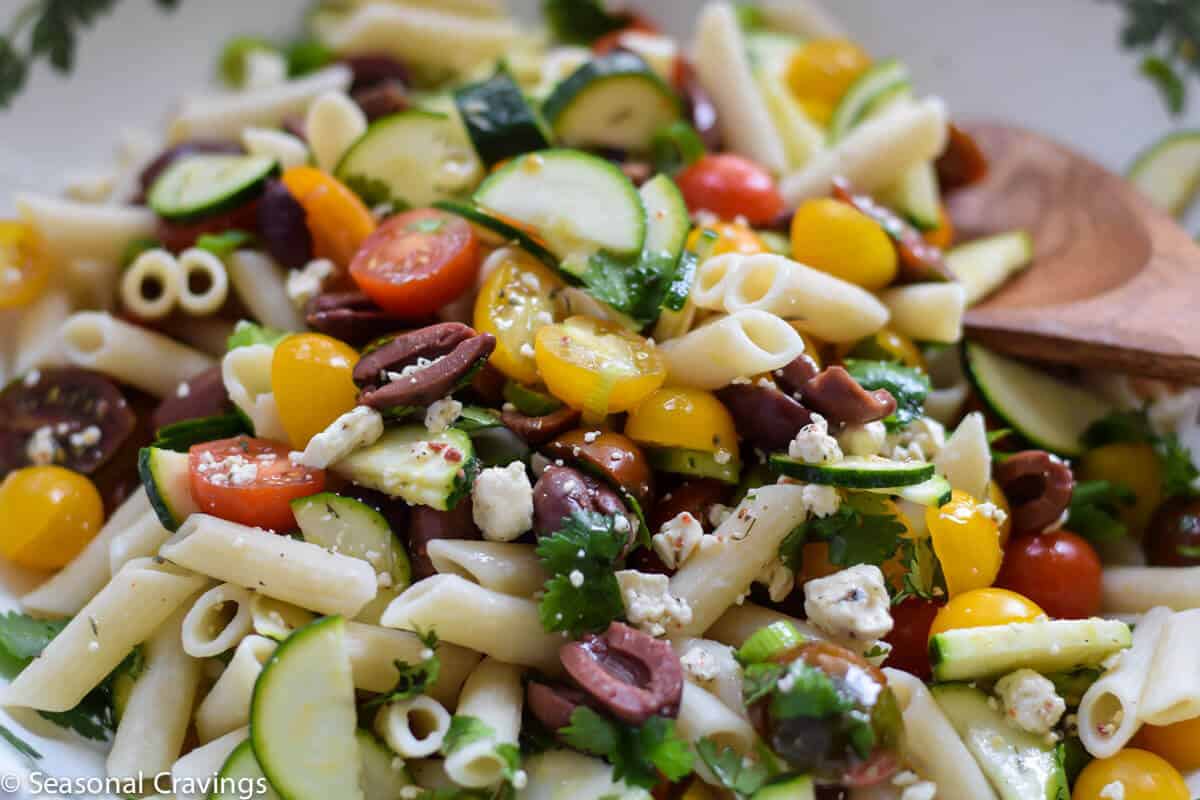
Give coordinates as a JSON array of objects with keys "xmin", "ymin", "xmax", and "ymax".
[
  {"xmin": 279, "ymin": 166, "xmax": 376, "ymax": 267},
  {"xmin": 189, "ymin": 436, "xmax": 325, "ymax": 532},
  {"xmin": 1072, "ymin": 749, "xmax": 1189, "ymax": 800},
  {"xmin": 675, "ymin": 154, "xmax": 784, "ymax": 226},
  {"xmin": 922, "ymin": 204, "xmax": 955, "ymax": 249},
  {"xmin": 1132, "ymin": 716, "xmax": 1200, "ymax": 771},
  {"xmin": 995, "ymin": 530, "xmax": 1102, "ymax": 619},
  {"xmin": 349, "ymin": 208, "xmax": 480, "ymax": 317},
  {"xmin": 685, "ymin": 221, "xmax": 768, "ymax": 257}
]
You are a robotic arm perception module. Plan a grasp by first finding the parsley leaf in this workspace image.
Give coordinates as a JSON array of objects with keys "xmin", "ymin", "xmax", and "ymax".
[
  {"xmin": 536, "ymin": 511, "xmax": 626, "ymax": 637},
  {"xmin": 363, "ymin": 628, "xmax": 440, "ymax": 707},
  {"xmin": 195, "ymin": 229, "xmax": 255, "ymax": 260},
  {"xmin": 782, "ymin": 493, "xmax": 906, "ymax": 570},
  {"xmin": 1141, "ymin": 54, "xmax": 1186, "ymax": 114},
  {"xmin": 843, "ymin": 360, "xmax": 930, "ymax": 430},
  {"xmin": 441, "ymin": 715, "xmax": 496, "ymax": 756},
  {"xmin": 541, "ymin": 0, "xmax": 627, "ymax": 44},
  {"xmin": 1108, "ymin": 0, "xmax": 1200, "ymax": 113},
  {"xmin": 226, "ymin": 320, "xmax": 289, "ymax": 351},
  {"xmin": 696, "ymin": 738, "xmax": 769, "ymax": 798},
  {"xmin": 561, "ymin": 707, "xmax": 693, "ymax": 789},
  {"xmin": 889, "ymin": 534, "xmax": 946, "ymax": 604},
  {"xmin": 494, "ymin": 743, "xmax": 523, "ymax": 786},
  {"xmin": 742, "ymin": 662, "xmax": 786, "ymax": 705},
  {"xmin": 768, "ymin": 661, "xmax": 853, "ymax": 720},
  {"xmin": 1067, "ymin": 480, "xmax": 1136, "ymax": 543},
  {"xmin": 0, "ymin": 612, "xmax": 66, "ymax": 664}
]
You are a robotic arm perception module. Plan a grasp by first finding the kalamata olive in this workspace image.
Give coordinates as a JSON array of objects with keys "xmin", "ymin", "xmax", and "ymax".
[
  {"xmin": 501, "ymin": 406, "xmax": 582, "ymax": 446},
  {"xmin": 91, "ymin": 386, "xmax": 157, "ymax": 514},
  {"xmin": 1144, "ymin": 496, "xmax": 1200, "ymax": 566},
  {"xmin": 936, "ymin": 123, "xmax": 989, "ymax": 192},
  {"xmin": 467, "ymin": 362, "xmax": 507, "ymax": 407},
  {"xmin": 258, "ymin": 179, "xmax": 313, "ymax": 269},
  {"xmin": 340, "ymin": 54, "xmax": 410, "ymax": 92},
  {"xmin": 355, "ymin": 323, "xmax": 497, "ymax": 412},
  {"xmin": 0, "ymin": 368, "xmax": 136, "ymax": 478},
  {"xmin": 305, "ymin": 292, "xmax": 422, "ymax": 346},
  {"xmin": 532, "ymin": 465, "xmax": 636, "ymax": 545},
  {"xmin": 716, "ymin": 384, "xmax": 813, "ymax": 451},
  {"xmin": 151, "ymin": 365, "xmax": 231, "ymax": 430},
  {"xmin": 772, "ymin": 354, "xmax": 821, "ymax": 395},
  {"xmin": 156, "ymin": 198, "xmax": 261, "ymax": 253},
  {"xmin": 544, "ymin": 429, "xmax": 654, "ymax": 507},
  {"xmin": 352, "ymin": 80, "xmax": 409, "ymax": 122},
  {"xmin": 560, "ymin": 622, "xmax": 683, "ymax": 725},
  {"xmin": 526, "ymin": 681, "xmax": 591, "ymax": 732},
  {"xmin": 993, "ymin": 450, "xmax": 1075, "ymax": 534},
  {"xmin": 799, "ymin": 367, "xmax": 897, "ymax": 426},
  {"xmin": 137, "ymin": 140, "xmax": 243, "ymax": 201},
  {"xmin": 406, "ymin": 500, "xmax": 478, "ymax": 580},
  {"xmin": 673, "ymin": 58, "xmax": 722, "ymax": 152},
  {"xmin": 649, "ymin": 479, "xmax": 729, "ymax": 532}
]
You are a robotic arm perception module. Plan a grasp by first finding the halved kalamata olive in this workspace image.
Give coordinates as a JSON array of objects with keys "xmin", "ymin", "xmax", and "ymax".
[
  {"xmin": 716, "ymin": 384, "xmax": 813, "ymax": 451},
  {"xmin": 355, "ymin": 323, "xmax": 497, "ymax": 412},
  {"xmin": 526, "ymin": 681, "xmax": 592, "ymax": 732},
  {"xmin": 560, "ymin": 621, "xmax": 684, "ymax": 725},
  {"xmin": 151, "ymin": 365, "xmax": 231, "ymax": 430},
  {"xmin": 258, "ymin": 179, "xmax": 313, "ymax": 269},
  {"xmin": 649, "ymin": 478, "xmax": 729, "ymax": 532},
  {"xmin": 772, "ymin": 354, "xmax": 821, "ymax": 396},
  {"xmin": 340, "ymin": 54, "xmax": 410, "ymax": 92},
  {"xmin": 305, "ymin": 292, "xmax": 423, "ymax": 346},
  {"xmin": 501, "ymin": 406, "xmax": 582, "ymax": 446},
  {"xmin": 799, "ymin": 367, "xmax": 897, "ymax": 426},
  {"xmin": 0, "ymin": 368, "xmax": 136, "ymax": 478},
  {"xmin": 137, "ymin": 140, "xmax": 243, "ymax": 201},
  {"xmin": 532, "ymin": 465, "xmax": 636, "ymax": 545},
  {"xmin": 156, "ymin": 198, "xmax": 261, "ymax": 253},
  {"xmin": 352, "ymin": 80, "xmax": 408, "ymax": 122},
  {"xmin": 993, "ymin": 450, "xmax": 1074, "ymax": 534},
  {"xmin": 406, "ymin": 500, "xmax": 479, "ymax": 580},
  {"xmin": 544, "ymin": 429, "xmax": 654, "ymax": 507}
]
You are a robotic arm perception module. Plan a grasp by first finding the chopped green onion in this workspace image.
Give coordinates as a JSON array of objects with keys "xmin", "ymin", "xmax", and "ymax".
[{"xmin": 737, "ymin": 621, "xmax": 805, "ymax": 665}]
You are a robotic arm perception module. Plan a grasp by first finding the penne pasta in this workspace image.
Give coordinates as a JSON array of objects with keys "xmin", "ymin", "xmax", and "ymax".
[
  {"xmin": 1101, "ymin": 566, "xmax": 1200, "ymax": 612},
  {"xmin": 194, "ymin": 634, "xmax": 275, "ymax": 743},
  {"xmin": 15, "ymin": 192, "xmax": 156, "ymax": 267},
  {"xmin": 879, "ymin": 282, "xmax": 967, "ymax": 344},
  {"xmin": 704, "ymin": 602, "xmax": 826, "ymax": 649},
  {"xmin": 180, "ymin": 583, "xmax": 255, "ymax": 657},
  {"xmin": 444, "ymin": 657, "xmax": 524, "ymax": 788},
  {"xmin": 241, "ymin": 127, "xmax": 310, "ymax": 169},
  {"xmin": 1137, "ymin": 609, "xmax": 1200, "ymax": 726},
  {"xmin": 226, "ymin": 250, "xmax": 307, "ymax": 332},
  {"xmin": 676, "ymin": 682, "xmax": 759, "ymax": 787},
  {"xmin": 171, "ymin": 726, "xmax": 249, "ymax": 800},
  {"xmin": 108, "ymin": 509, "xmax": 172, "ymax": 575},
  {"xmin": 13, "ymin": 289, "xmax": 71, "ymax": 375},
  {"xmin": 177, "ymin": 248, "xmax": 231, "ymax": 315},
  {"xmin": 426, "ymin": 539, "xmax": 548, "ymax": 597},
  {"xmin": 374, "ymin": 694, "xmax": 452, "ymax": 758},
  {"xmin": 306, "ymin": 91, "xmax": 367, "ymax": 173},
  {"xmin": 658, "ymin": 310, "xmax": 807, "ymax": 389},
  {"xmin": 120, "ymin": 249, "xmax": 182, "ymax": 321},
  {"xmin": 344, "ymin": 620, "xmax": 480, "ymax": 705},
  {"xmin": 249, "ymin": 594, "xmax": 315, "ymax": 641}
]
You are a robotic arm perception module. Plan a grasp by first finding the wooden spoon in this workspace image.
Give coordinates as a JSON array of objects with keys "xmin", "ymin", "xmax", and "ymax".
[{"xmin": 947, "ymin": 121, "xmax": 1200, "ymax": 382}]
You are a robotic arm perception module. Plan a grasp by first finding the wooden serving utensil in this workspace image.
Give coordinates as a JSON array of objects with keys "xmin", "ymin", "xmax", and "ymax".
[{"xmin": 946, "ymin": 120, "xmax": 1200, "ymax": 382}]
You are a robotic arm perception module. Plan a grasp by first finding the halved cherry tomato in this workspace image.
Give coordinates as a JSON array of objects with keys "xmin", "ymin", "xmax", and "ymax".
[
  {"xmin": 928, "ymin": 587, "xmax": 1044, "ymax": 639},
  {"xmin": 534, "ymin": 316, "xmax": 666, "ymax": 418},
  {"xmin": 685, "ymin": 221, "xmax": 768, "ymax": 257},
  {"xmin": 674, "ymin": 154, "xmax": 784, "ymax": 226},
  {"xmin": 625, "ymin": 387, "xmax": 738, "ymax": 455},
  {"xmin": 350, "ymin": 208, "xmax": 480, "ymax": 317},
  {"xmin": 994, "ymin": 530, "xmax": 1102, "ymax": 619},
  {"xmin": 883, "ymin": 597, "xmax": 943, "ymax": 680},
  {"xmin": 591, "ymin": 12, "xmax": 661, "ymax": 54},
  {"xmin": 0, "ymin": 466, "xmax": 103, "ymax": 569},
  {"xmin": 0, "ymin": 220, "xmax": 49, "ymax": 309},
  {"xmin": 926, "ymin": 490, "xmax": 1003, "ymax": 598},
  {"xmin": 279, "ymin": 166, "xmax": 376, "ymax": 267},
  {"xmin": 474, "ymin": 249, "xmax": 565, "ymax": 384},
  {"xmin": 271, "ymin": 333, "xmax": 360, "ymax": 449},
  {"xmin": 189, "ymin": 436, "xmax": 325, "ymax": 532}
]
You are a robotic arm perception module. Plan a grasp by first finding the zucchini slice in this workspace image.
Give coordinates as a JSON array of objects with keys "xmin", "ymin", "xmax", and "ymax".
[
  {"xmin": 138, "ymin": 446, "xmax": 201, "ymax": 531},
  {"xmin": 770, "ymin": 455, "xmax": 935, "ymax": 488},
  {"xmin": 250, "ymin": 616, "xmax": 363, "ymax": 800},
  {"xmin": 1127, "ymin": 129, "xmax": 1200, "ymax": 216},
  {"xmin": 453, "ymin": 65, "xmax": 551, "ymax": 167},
  {"xmin": 334, "ymin": 110, "xmax": 483, "ymax": 210},
  {"xmin": 331, "ymin": 425, "xmax": 479, "ymax": 511},
  {"xmin": 503, "ymin": 381, "xmax": 563, "ymax": 416},
  {"xmin": 213, "ymin": 740, "xmax": 281, "ymax": 800},
  {"xmin": 947, "ymin": 231, "xmax": 1034, "ymax": 306},
  {"xmin": 292, "ymin": 492, "xmax": 411, "ymax": 591},
  {"xmin": 357, "ymin": 729, "xmax": 414, "ymax": 800},
  {"xmin": 648, "ymin": 446, "xmax": 741, "ymax": 484},
  {"xmin": 473, "ymin": 149, "xmax": 646, "ymax": 259},
  {"xmin": 828, "ymin": 59, "xmax": 910, "ymax": 143},
  {"xmin": 930, "ymin": 617, "xmax": 1132, "ymax": 682},
  {"xmin": 962, "ymin": 342, "xmax": 1112, "ymax": 457},
  {"xmin": 863, "ymin": 474, "xmax": 952, "ymax": 507},
  {"xmin": 542, "ymin": 50, "xmax": 681, "ymax": 152},
  {"xmin": 432, "ymin": 200, "xmax": 559, "ymax": 268},
  {"xmin": 148, "ymin": 154, "xmax": 277, "ymax": 221}
]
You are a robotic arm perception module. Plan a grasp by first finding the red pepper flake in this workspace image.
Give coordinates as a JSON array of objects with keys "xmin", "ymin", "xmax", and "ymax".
[{"xmin": 444, "ymin": 448, "xmax": 463, "ymax": 463}]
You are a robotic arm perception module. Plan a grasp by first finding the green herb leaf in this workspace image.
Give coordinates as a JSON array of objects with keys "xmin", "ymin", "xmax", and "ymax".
[
  {"xmin": 0, "ymin": 723, "xmax": 40, "ymax": 761},
  {"xmin": 1067, "ymin": 480, "xmax": 1136, "ymax": 543},
  {"xmin": 284, "ymin": 38, "xmax": 333, "ymax": 78},
  {"xmin": 1111, "ymin": 0, "xmax": 1200, "ymax": 113},
  {"xmin": 696, "ymin": 738, "xmax": 769, "ymax": 798},
  {"xmin": 542, "ymin": 0, "xmax": 627, "ymax": 44},
  {"xmin": 560, "ymin": 707, "xmax": 694, "ymax": 789},
  {"xmin": 889, "ymin": 534, "xmax": 946, "ymax": 604},
  {"xmin": 342, "ymin": 173, "xmax": 406, "ymax": 212},
  {"xmin": 195, "ymin": 229, "xmax": 255, "ymax": 260},
  {"xmin": 363, "ymin": 628, "xmax": 440, "ymax": 707},
  {"xmin": 782, "ymin": 492, "xmax": 907, "ymax": 570},
  {"xmin": 768, "ymin": 660, "xmax": 854, "ymax": 720},
  {"xmin": 1083, "ymin": 409, "xmax": 1198, "ymax": 500},
  {"xmin": 0, "ymin": 612, "xmax": 67, "ymax": 664},
  {"xmin": 217, "ymin": 35, "xmax": 276, "ymax": 87},
  {"xmin": 441, "ymin": 715, "xmax": 496, "ymax": 756},
  {"xmin": 226, "ymin": 320, "xmax": 290, "ymax": 351},
  {"xmin": 651, "ymin": 120, "xmax": 707, "ymax": 176},
  {"xmin": 0, "ymin": 38, "xmax": 29, "ymax": 108},
  {"xmin": 1140, "ymin": 54, "xmax": 1186, "ymax": 114},
  {"xmin": 536, "ymin": 511, "xmax": 626, "ymax": 637},
  {"xmin": 153, "ymin": 413, "xmax": 251, "ymax": 452},
  {"xmin": 494, "ymin": 742, "xmax": 523, "ymax": 785},
  {"xmin": 733, "ymin": 2, "xmax": 767, "ymax": 32},
  {"xmin": 843, "ymin": 360, "xmax": 930, "ymax": 430},
  {"xmin": 742, "ymin": 662, "xmax": 786, "ymax": 705}
]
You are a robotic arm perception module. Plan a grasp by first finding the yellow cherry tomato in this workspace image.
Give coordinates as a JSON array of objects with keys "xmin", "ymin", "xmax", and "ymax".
[
  {"xmin": 790, "ymin": 198, "xmax": 898, "ymax": 290},
  {"xmin": 844, "ymin": 328, "xmax": 927, "ymax": 371},
  {"xmin": 625, "ymin": 387, "xmax": 738, "ymax": 456},
  {"xmin": 1079, "ymin": 442, "xmax": 1163, "ymax": 536},
  {"xmin": 686, "ymin": 222, "xmax": 768, "ymax": 257},
  {"xmin": 279, "ymin": 166, "xmax": 377, "ymax": 268},
  {"xmin": 473, "ymin": 249, "xmax": 565, "ymax": 385},
  {"xmin": 534, "ymin": 315, "xmax": 666, "ymax": 418},
  {"xmin": 1132, "ymin": 717, "xmax": 1200, "ymax": 771},
  {"xmin": 0, "ymin": 220, "xmax": 50, "ymax": 309},
  {"xmin": 271, "ymin": 333, "xmax": 360, "ymax": 448},
  {"xmin": 928, "ymin": 587, "xmax": 1044, "ymax": 639},
  {"xmin": 0, "ymin": 466, "xmax": 103, "ymax": 569},
  {"xmin": 926, "ymin": 490, "xmax": 1004, "ymax": 598},
  {"xmin": 785, "ymin": 39, "xmax": 872, "ymax": 125},
  {"xmin": 1072, "ymin": 749, "xmax": 1189, "ymax": 800}
]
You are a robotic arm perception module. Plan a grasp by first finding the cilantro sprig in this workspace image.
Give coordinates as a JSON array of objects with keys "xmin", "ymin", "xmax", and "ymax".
[
  {"xmin": 1106, "ymin": 0, "xmax": 1200, "ymax": 114},
  {"xmin": 1067, "ymin": 480, "xmax": 1138, "ymax": 543},
  {"xmin": 536, "ymin": 511, "xmax": 626, "ymax": 637},
  {"xmin": 363, "ymin": 628, "xmax": 440, "ymax": 707},
  {"xmin": 696, "ymin": 738, "xmax": 770, "ymax": 798},
  {"xmin": 843, "ymin": 360, "xmax": 930, "ymax": 431},
  {"xmin": 560, "ymin": 707, "xmax": 694, "ymax": 789},
  {"xmin": 779, "ymin": 493, "xmax": 907, "ymax": 573}
]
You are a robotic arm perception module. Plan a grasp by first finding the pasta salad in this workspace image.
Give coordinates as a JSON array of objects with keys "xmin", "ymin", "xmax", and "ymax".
[{"xmin": 1, "ymin": 1, "xmax": 1199, "ymax": 799}]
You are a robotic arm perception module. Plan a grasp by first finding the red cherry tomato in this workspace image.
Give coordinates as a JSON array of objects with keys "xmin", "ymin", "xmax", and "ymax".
[
  {"xmin": 882, "ymin": 597, "xmax": 943, "ymax": 680},
  {"xmin": 591, "ymin": 12, "xmax": 661, "ymax": 55},
  {"xmin": 674, "ymin": 154, "xmax": 784, "ymax": 226},
  {"xmin": 349, "ymin": 208, "xmax": 480, "ymax": 317},
  {"xmin": 189, "ymin": 436, "xmax": 325, "ymax": 532},
  {"xmin": 995, "ymin": 530, "xmax": 1102, "ymax": 619}
]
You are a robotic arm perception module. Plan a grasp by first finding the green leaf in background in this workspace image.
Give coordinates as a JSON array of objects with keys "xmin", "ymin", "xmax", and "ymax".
[{"xmin": 1140, "ymin": 54, "xmax": 1186, "ymax": 114}]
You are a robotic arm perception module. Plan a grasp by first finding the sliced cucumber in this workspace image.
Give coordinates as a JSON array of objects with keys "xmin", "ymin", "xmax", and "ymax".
[
  {"xmin": 332, "ymin": 425, "xmax": 479, "ymax": 511},
  {"xmin": 879, "ymin": 160, "xmax": 942, "ymax": 231},
  {"xmin": 250, "ymin": 616, "xmax": 363, "ymax": 800},
  {"xmin": 212, "ymin": 740, "xmax": 281, "ymax": 800},
  {"xmin": 432, "ymin": 199, "xmax": 558, "ymax": 268},
  {"xmin": 335, "ymin": 110, "xmax": 483, "ymax": 210},
  {"xmin": 932, "ymin": 683, "xmax": 1069, "ymax": 800},
  {"xmin": 453, "ymin": 65, "xmax": 551, "ymax": 167},
  {"xmin": 963, "ymin": 342, "xmax": 1112, "ymax": 457},
  {"xmin": 148, "ymin": 154, "xmax": 277, "ymax": 221},
  {"xmin": 503, "ymin": 381, "xmax": 562, "ymax": 416},
  {"xmin": 829, "ymin": 59, "xmax": 910, "ymax": 143},
  {"xmin": 468, "ymin": 425, "xmax": 532, "ymax": 468},
  {"xmin": 291, "ymin": 492, "xmax": 411, "ymax": 590},
  {"xmin": 753, "ymin": 775, "xmax": 816, "ymax": 800},
  {"xmin": 930, "ymin": 617, "xmax": 1132, "ymax": 682},
  {"xmin": 1127, "ymin": 129, "xmax": 1200, "ymax": 216},
  {"xmin": 639, "ymin": 173, "xmax": 690, "ymax": 269},
  {"xmin": 770, "ymin": 455, "xmax": 935, "ymax": 488},
  {"xmin": 648, "ymin": 446, "xmax": 741, "ymax": 484},
  {"xmin": 542, "ymin": 50, "xmax": 681, "ymax": 152},
  {"xmin": 138, "ymin": 446, "xmax": 201, "ymax": 531},
  {"xmin": 947, "ymin": 231, "xmax": 1034, "ymax": 306},
  {"xmin": 473, "ymin": 149, "xmax": 645, "ymax": 259},
  {"xmin": 357, "ymin": 729, "xmax": 414, "ymax": 800},
  {"xmin": 864, "ymin": 473, "xmax": 952, "ymax": 507}
]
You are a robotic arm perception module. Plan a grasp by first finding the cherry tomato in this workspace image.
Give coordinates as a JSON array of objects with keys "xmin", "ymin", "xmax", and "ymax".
[
  {"xmin": 189, "ymin": 436, "xmax": 325, "ymax": 532},
  {"xmin": 685, "ymin": 221, "xmax": 768, "ymax": 257},
  {"xmin": 1144, "ymin": 496, "xmax": 1200, "ymax": 566},
  {"xmin": 648, "ymin": 478, "xmax": 728, "ymax": 532},
  {"xmin": 625, "ymin": 387, "xmax": 738, "ymax": 455},
  {"xmin": 1072, "ymin": 749, "xmax": 1189, "ymax": 800},
  {"xmin": 473, "ymin": 248, "xmax": 564, "ymax": 385},
  {"xmin": 921, "ymin": 204, "xmax": 955, "ymax": 250},
  {"xmin": 271, "ymin": 333, "xmax": 360, "ymax": 449},
  {"xmin": 0, "ymin": 221, "xmax": 49, "ymax": 309},
  {"xmin": 928, "ymin": 587, "xmax": 1044, "ymax": 639},
  {"xmin": 1079, "ymin": 442, "xmax": 1162, "ymax": 537},
  {"xmin": 279, "ymin": 166, "xmax": 376, "ymax": 267},
  {"xmin": 784, "ymin": 39, "xmax": 872, "ymax": 125},
  {"xmin": 791, "ymin": 198, "xmax": 897, "ymax": 291},
  {"xmin": 0, "ymin": 466, "xmax": 103, "ymax": 569},
  {"xmin": 591, "ymin": 12, "xmax": 660, "ymax": 54},
  {"xmin": 926, "ymin": 490, "xmax": 1003, "ymax": 598},
  {"xmin": 675, "ymin": 154, "xmax": 784, "ymax": 226},
  {"xmin": 350, "ymin": 208, "xmax": 480, "ymax": 317},
  {"xmin": 1132, "ymin": 716, "xmax": 1200, "ymax": 771},
  {"xmin": 994, "ymin": 530, "xmax": 1102, "ymax": 619},
  {"xmin": 883, "ymin": 597, "xmax": 943, "ymax": 680}
]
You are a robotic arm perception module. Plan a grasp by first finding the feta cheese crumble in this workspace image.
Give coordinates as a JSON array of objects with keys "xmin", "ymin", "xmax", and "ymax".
[
  {"xmin": 803, "ymin": 564, "xmax": 894, "ymax": 642},
  {"xmin": 788, "ymin": 414, "xmax": 843, "ymax": 464},
  {"xmin": 285, "ymin": 258, "xmax": 334, "ymax": 309},
  {"xmin": 26, "ymin": 425, "xmax": 58, "ymax": 466},
  {"xmin": 800, "ymin": 483, "xmax": 841, "ymax": 518},
  {"xmin": 994, "ymin": 669, "xmax": 1066, "ymax": 735},
  {"xmin": 1099, "ymin": 781, "xmax": 1125, "ymax": 800},
  {"xmin": 615, "ymin": 570, "xmax": 693, "ymax": 638},
  {"xmin": 298, "ymin": 406, "xmax": 384, "ymax": 469},
  {"xmin": 424, "ymin": 396, "xmax": 463, "ymax": 434},
  {"xmin": 886, "ymin": 417, "xmax": 946, "ymax": 462},
  {"xmin": 471, "ymin": 462, "xmax": 534, "ymax": 542},
  {"xmin": 679, "ymin": 644, "xmax": 720, "ymax": 683},
  {"xmin": 652, "ymin": 511, "xmax": 703, "ymax": 570},
  {"xmin": 757, "ymin": 559, "xmax": 795, "ymax": 603}
]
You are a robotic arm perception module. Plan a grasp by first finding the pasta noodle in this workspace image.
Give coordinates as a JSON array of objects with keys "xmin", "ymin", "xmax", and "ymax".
[
  {"xmin": 227, "ymin": 250, "xmax": 307, "ymax": 332},
  {"xmin": 160, "ymin": 315, "xmax": 239, "ymax": 358},
  {"xmin": 249, "ymin": 594, "xmax": 315, "ymax": 641},
  {"xmin": 670, "ymin": 484, "xmax": 810, "ymax": 636},
  {"xmin": 0, "ymin": 558, "xmax": 208, "ymax": 712},
  {"xmin": 691, "ymin": 253, "xmax": 890, "ymax": 343},
  {"xmin": 374, "ymin": 694, "xmax": 453, "ymax": 758},
  {"xmin": 180, "ymin": 583, "xmax": 255, "ymax": 657},
  {"xmin": 676, "ymin": 682, "xmax": 758, "ymax": 787},
  {"xmin": 879, "ymin": 282, "xmax": 967, "ymax": 344},
  {"xmin": 120, "ymin": 249, "xmax": 182, "ymax": 321},
  {"xmin": 221, "ymin": 343, "xmax": 289, "ymax": 442},
  {"xmin": 108, "ymin": 508, "xmax": 172, "ymax": 574},
  {"xmin": 194, "ymin": 634, "xmax": 276, "ymax": 743},
  {"xmin": 1101, "ymin": 566, "xmax": 1200, "ymax": 612},
  {"xmin": 15, "ymin": 192, "xmax": 156, "ymax": 267},
  {"xmin": 171, "ymin": 726, "xmax": 249, "ymax": 800},
  {"xmin": 306, "ymin": 90, "xmax": 368, "ymax": 173},
  {"xmin": 177, "ymin": 248, "xmax": 231, "ymax": 315},
  {"xmin": 703, "ymin": 602, "xmax": 826, "ymax": 649},
  {"xmin": 758, "ymin": 0, "xmax": 848, "ymax": 38},
  {"xmin": 658, "ymin": 310, "xmax": 807, "ymax": 389},
  {"xmin": 107, "ymin": 606, "xmax": 202, "ymax": 782},
  {"xmin": 344, "ymin": 620, "xmax": 480, "ymax": 705},
  {"xmin": 13, "ymin": 289, "xmax": 71, "ymax": 375},
  {"xmin": 60, "ymin": 311, "xmax": 216, "ymax": 397},
  {"xmin": 67, "ymin": 257, "xmax": 122, "ymax": 311},
  {"xmin": 426, "ymin": 539, "xmax": 548, "ymax": 597},
  {"xmin": 1136, "ymin": 609, "xmax": 1200, "ymax": 726},
  {"xmin": 672, "ymin": 637, "xmax": 743, "ymax": 717},
  {"xmin": 444, "ymin": 658, "xmax": 524, "ymax": 787},
  {"xmin": 241, "ymin": 127, "xmax": 310, "ymax": 169},
  {"xmin": 381, "ymin": 574, "xmax": 562, "ymax": 672},
  {"xmin": 520, "ymin": 750, "xmax": 646, "ymax": 800},
  {"xmin": 168, "ymin": 65, "xmax": 352, "ymax": 142},
  {"xmin": 160, "ymin": 514, "xmax": 378, "ymax": 617}
]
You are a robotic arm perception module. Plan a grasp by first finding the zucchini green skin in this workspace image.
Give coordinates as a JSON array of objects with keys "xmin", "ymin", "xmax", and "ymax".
[
  {"xmin": 454, "ymin": 65, "xmax": 551, "ymax": 167},
  {"xmin": 291, "ymin": 492, "xmax": 411, "ymax": 590},
  {"xmin": 1127, "ymin": 129, "xmax": 1200, "ymax": 216},
  {"xmin": 432, "ymin": 200, "xmax": 560, "ymax": 269},
  {"xmin": 211, "ymin": 740, "xmax": 281, "ymax": 800},
  {"xmin": 828, "ymin": 59, "xmax": 911, "ymax": 143},
  {"xmin": 864, "ymin": 474, "xmax": 952, "ymax": 507},
  {"xmin": 503, "ymin": 380, "xmax": 563, "ymax": 416},
  {"xmin": 648, "ymin": 446, "xmax": 741, "ymax": 484},
  {"xmin": 929, "ymin": 617, "xmax": 1132, "ymax": 682},
  {"xmin": 752, "ymin": 775, "xmax": 816, "ymax": 800},
  {"xmin": 331, "ymin": 426, "xmax": 480, "ymax": 511},
  {"xmin": 138, "ymin": 446, "xmax": 200, "ymax": 531},
  {"xmin": 148, "ymin": 154, "xmax": 278, "ymax": 221},
  {"xmin": 769, "ymin": 455, "xmax": 935, "ymax": 488}
]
